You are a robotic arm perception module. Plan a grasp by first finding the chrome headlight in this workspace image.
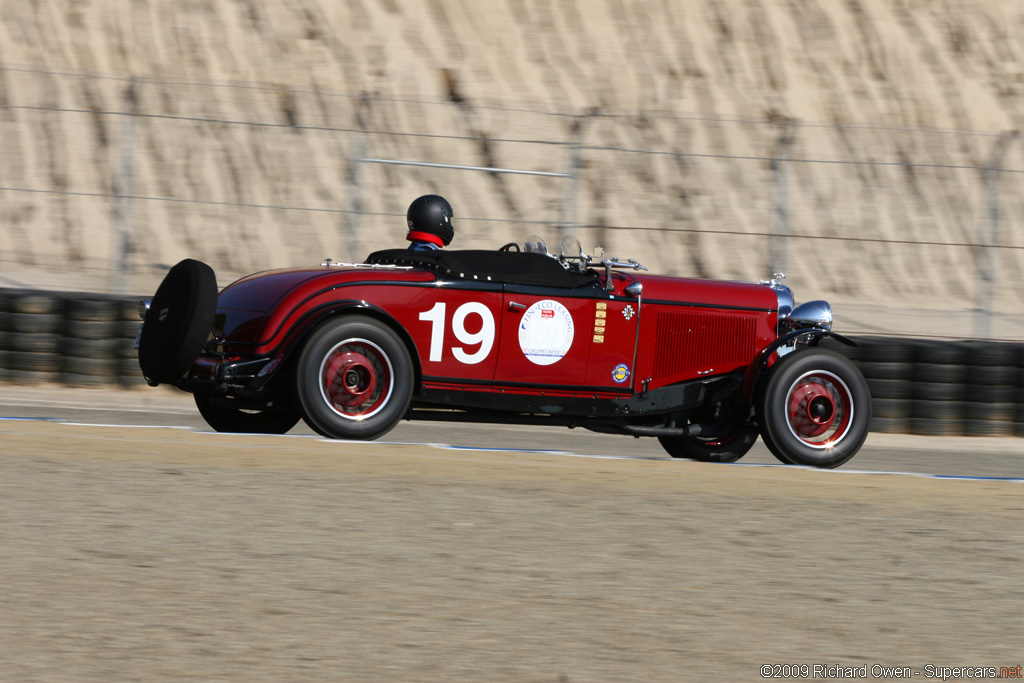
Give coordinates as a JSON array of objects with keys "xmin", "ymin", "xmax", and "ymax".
[
  {"xmin": 138, "ymin": 298, "xmax": 151, "ymax": 321},
  {"xmin": 789, "ymin": 300, "xmax": 833, "ymax": 332}
]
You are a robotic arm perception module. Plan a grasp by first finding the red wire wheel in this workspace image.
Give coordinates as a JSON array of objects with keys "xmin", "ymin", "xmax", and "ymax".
[
  {"xmin": 296, "ymin": 316, "xmax": 413, "ymax": 440},
  {"xmin": 784, "ymin": 371, "xmax": 852, "ymax": 446},
  {"xmin": 758, "ymin": 349, "xmax": 871, "ymax": 468},
  {"xmin": 320, "ymin": 343, "xmax": 394, "ymax": 418}
]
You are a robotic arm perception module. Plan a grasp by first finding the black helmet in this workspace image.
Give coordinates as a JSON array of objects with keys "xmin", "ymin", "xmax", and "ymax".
[{"xmin": 406, "ymin": 195, "xmax": 454, "ymax": 246}]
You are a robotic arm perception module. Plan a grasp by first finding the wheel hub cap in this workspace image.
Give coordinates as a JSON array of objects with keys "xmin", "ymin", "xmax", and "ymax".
[
  {"xmin": 319, "ymin": 340, "xmax": 394, "ymax": 419},
  {"xmin": 327, "ymin": 351, "xmax": 378, "ymax": 407},
  {"xmin": 785, "ymin": 371, "xmax": 852, "ymax": 448}
]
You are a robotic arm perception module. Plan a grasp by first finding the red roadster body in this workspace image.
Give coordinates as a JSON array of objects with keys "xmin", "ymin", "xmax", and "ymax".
[{"xmin": 137, "ymin": 240, "xmax": 870, "ymax": 467}]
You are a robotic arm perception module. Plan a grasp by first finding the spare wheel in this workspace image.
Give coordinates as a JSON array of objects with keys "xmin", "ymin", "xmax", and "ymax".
[{"xmin": 138, "ymin": 259, "xmax": 218, "ymax": 384}]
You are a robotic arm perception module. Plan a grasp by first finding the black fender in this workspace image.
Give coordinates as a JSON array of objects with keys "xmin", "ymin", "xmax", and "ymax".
[{"xmin": 741, "ymin": 329, "xmax": 857, "ymax": 402}]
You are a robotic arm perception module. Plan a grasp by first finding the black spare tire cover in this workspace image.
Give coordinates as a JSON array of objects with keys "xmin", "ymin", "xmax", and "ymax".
[{"xmin": 138, "ymin": 259, "xmax": 218, "ymax": 384}]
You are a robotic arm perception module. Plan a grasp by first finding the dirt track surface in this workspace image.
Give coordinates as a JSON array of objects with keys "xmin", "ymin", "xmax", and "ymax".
[{"xmin": 2, "ymin": 420, "xmax": 1022, "ymax": 682}]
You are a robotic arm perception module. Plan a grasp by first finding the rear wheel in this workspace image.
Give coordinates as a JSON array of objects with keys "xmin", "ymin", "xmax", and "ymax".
[
  {"xmin": 194, "ymin": 395, "xmax": 301, "ymax": 434},
  {"xmin": 296, "ymin": 316, "xmax": 413, "ymax": 440},
  {"xmin": 757, "ymin": 349, "xmax": 871, "ymax": 468},
  {"xmin": 658, "ymin": 431, "xmax": 757, "ymax": 463}
]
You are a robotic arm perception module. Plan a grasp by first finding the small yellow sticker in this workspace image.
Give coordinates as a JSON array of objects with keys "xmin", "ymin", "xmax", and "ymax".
[
  {"xmin": 596, "ymin": 302, "xmax": 607, "ymax": 310},
  {"xmin": 595, "ymin": 310, "xmax": 607, "ymax": 319},
  {"xmin": 594, "ymin": 318, "xmax": 606, "ymax": 328},
  {"xmin": 593, "ymin": 334, "xmax": 605, "ymax": 343}
]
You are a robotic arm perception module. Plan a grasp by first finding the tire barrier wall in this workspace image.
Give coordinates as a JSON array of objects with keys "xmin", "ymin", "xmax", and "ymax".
[
  {"xmin": 1, "ymin": 288, "xmax": 1022, "ymax": 437},
  {"xmin": 827, "ymin": 337, "xmax": 1024, "ymax": 438},
  {"xmin": 0, "ymin": 289, "xmax": 144, "ymax": 388}
]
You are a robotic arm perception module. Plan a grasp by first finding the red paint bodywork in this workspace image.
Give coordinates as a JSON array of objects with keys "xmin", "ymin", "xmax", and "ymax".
[{"xmin": 205, "ymin": 262, "xmax": 780, "ymax": 397}]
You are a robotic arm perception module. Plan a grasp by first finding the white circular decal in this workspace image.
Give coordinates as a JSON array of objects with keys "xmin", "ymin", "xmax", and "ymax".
[{"xmin": 518, "ymin": 300, "xmax": 574, "ymax": 365}]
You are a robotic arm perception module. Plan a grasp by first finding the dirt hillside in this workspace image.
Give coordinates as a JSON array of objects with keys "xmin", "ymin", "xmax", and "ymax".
[{"xmin": 2, "ymin": 1, "xmax": 1023, "ymax": 325}]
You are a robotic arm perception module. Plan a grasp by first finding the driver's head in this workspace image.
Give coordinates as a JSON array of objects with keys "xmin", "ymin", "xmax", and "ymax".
[{"xmin": 406, "ymin": 195, "xmax": 454, "ymax": 247}]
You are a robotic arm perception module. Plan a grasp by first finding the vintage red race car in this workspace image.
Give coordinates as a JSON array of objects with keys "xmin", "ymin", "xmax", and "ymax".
[{"xmin": 136, "ymin": 237, "xmax": 871, "ymax": 468}]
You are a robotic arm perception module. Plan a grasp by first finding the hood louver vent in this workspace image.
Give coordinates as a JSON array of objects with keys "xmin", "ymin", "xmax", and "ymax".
[{"xmin": 654, "ymin": 310, "xmax": 757, "ymax": 379}]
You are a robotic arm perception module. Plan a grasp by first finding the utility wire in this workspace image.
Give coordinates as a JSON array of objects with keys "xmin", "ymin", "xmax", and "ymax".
[
  {"xmin": 2, "ymin": 185, "xmax": 1019, "ymax": 250},
  {"xmin": 2, "ymin": 62, "xmax": 1020, "ymax": 138}
]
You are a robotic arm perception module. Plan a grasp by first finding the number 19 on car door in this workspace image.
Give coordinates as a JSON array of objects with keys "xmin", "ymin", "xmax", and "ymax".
[{"xmin": 411, "ymin": 289, "xmax": 503, "ymax": 383}]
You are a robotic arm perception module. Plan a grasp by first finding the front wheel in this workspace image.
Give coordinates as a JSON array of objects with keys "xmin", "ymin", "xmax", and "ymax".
[
  {"xmin": 194, "ymin": 395, "xmax": 301, "ymax": 434},
  {"xmin": 757, "ymin": 349, "xmax": 871, "ymax": 468},
  {"xmin": 296, "ymin": 316, "xmax": 413, "ymax": 440},
  {"xmin": 658, "ymin": 432, "xmax": 758, "ymax": 463}
]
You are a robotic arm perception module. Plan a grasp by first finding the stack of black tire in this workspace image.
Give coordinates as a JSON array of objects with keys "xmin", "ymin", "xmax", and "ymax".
[
  {"xmin": 851, "ymin": 337, "xmax": 1022, "ymax": 437},
  {"xmin": 857, "ymin": 338, "xmax": 914, "ymax": 434},
  {"xmin": 1, "ymin": 291, "xmax": 64, "ymax": 384},
  {"xmin": 963, "ymin": 341, "xmax": 1017, "ymax": 437},
  {"xmin": 62, "ymin": 297, "xmax": 122, "ymax": 386},
  {"xmin": 60, "ymin": 296, "xmax": 145, "ymax": 387},
  {"xmin": 910, "ymin": 341, "xmax": 967, "ymax": 436},
  {"xmin": 116, "ymin": 299, "xmax": 145, "ymax": 387},
  {"xmin": 0, "ymin": 290, "xmax": 9, "ymax": 382},
  {"xmin": 0, "ymin": 291, "xmax": 11, "ymax": 382},
  {"xmin": 1019, "ymin": 346, "xmax": 1024, "ymax": 437}
]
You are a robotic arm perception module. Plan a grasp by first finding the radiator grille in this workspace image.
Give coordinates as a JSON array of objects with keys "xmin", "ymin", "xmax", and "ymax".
[{"xmin": 653, "ymin": 310, "xmax": 757, "ymax": 378}]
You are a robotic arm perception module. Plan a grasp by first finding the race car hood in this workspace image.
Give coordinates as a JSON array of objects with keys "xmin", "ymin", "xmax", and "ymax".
[{"xmin": 630, "ymin": 273, "xmax": 779, "ymax": 311}]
